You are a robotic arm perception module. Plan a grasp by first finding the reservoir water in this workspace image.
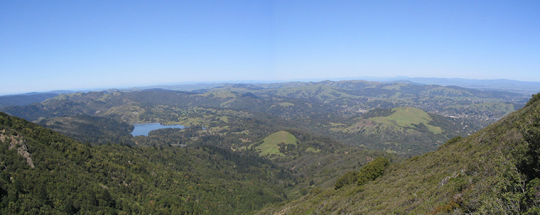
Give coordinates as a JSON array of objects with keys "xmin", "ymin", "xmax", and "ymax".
[{"xmin": 131, "ymin": 123, "xmax": 184, "ymax": 136}]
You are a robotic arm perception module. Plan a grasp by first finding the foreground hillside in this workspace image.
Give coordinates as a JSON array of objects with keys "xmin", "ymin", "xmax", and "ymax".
[
  {"xmin": 259, "ymin": 94, "xmax": 540, "ymax": 214},
  {"xmin": 0, "ymin": 111, "xmax": 398, "ymax": 214},
  {"xmin": 0, "ymin": 112, "xmax": 295, "ymax": 214}
]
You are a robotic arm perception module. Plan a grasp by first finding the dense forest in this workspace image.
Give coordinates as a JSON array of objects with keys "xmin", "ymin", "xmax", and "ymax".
[
  {"xmin": 0, "ymin": 112, "xmax": 299, "ymax": 214},
  {"xmin": 0, "ymin": 111, "xmax": 395, "ymax": 214}
]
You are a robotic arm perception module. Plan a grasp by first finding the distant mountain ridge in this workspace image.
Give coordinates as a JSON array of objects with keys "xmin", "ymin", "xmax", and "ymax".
[
  {"xmin": 127, "ymin": 77, "xmax": 540, "ymax": 95},
  {"xmin": 1, "ymin": 80, "xmax": 529, "ymax": 155},
  {"xmin": 0, "ymin": 92, "xmax": 59, "ymax": 108},
  {"xmin": 354, "ymin": 76, "xmax": 540, "ymax": 95},
  {"xmin": 5, "ymin": 77, "xmax": 538, "ymax": 98}
]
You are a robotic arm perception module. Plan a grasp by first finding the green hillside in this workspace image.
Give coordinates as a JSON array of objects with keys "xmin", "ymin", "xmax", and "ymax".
[
  {"xmin": 37, "ymin": 115, "xmax": 134, "ymax": 145},
  {"xmin": 326, "ymin": 107, "xmax": 470, "ymax": 155},
  {"xmin": 0, "ymin": 111, "xmax": 401, "ymax": 214},
  {"xmin": 0, "ymin": 112, "xmax": 295, "ymax": 214},
  {"xmin": 1, "ymin": 80, "xmax": 527, "ymax": 156},
  {"xmin": 209, "ymin": 80, "xmax": 527, "ymax": 126},
  {"xmin": 343, "ymin": 107, "xmax": 442, "ymax": 134},
  {"xmin": 256, "ymin": 131, "xmax": 298, "ymax": 156},
  {"xmin": 1, "ymin": 82, "xmax": 534, "ymax": 214},
  {"xmin": 258, "ymin": 94, "xmax": 540, "ymax": 214}
]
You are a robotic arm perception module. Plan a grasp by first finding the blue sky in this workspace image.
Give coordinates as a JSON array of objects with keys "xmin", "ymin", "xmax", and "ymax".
[{"xmin": 1, "ymin": 0, "xmax": 539, "ymax": 94}]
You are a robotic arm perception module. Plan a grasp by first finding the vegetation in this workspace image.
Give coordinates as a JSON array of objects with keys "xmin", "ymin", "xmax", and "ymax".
[
  {"xmin": 37, "ymin": 115, "xmax": 134, "ymax": 145},
  {"xmin": 334, "ymin": 157, "xmax": 390, "ymax": 190},
  {"xmin": 526, "ymin": 92, "xmax": 540, "ymax": 107},
  {"xmin": 258, "ymin": 93, "xmax": 540, "ymax": 214},
  {"xmin": 0, "ymin": 111, "xmax": 398, "ymax": 213},
  {"xmin": 0, "ymin": 81, "xmax": 536, "ymax": 214},
  {"xmin": 334, "ymin": 171, "xmax": 358, "ymax": 190},
  {"xmin": 255, "ymin": 131, "xmax": 298, "ymax": 156},
  {"xmin": 0, "ymin": 92, "xmax": 58, "ymax": 108},
  {"xmin": 1, "ymin": 80, "xmax": 527, "ymax": 156},
  {"xmin": 0, "ymin": 112, "xmax": 294, "ymax": 214},
  {"xmin": 328, "ymin": 107, "xmax": 472, "ymax": 155},
  {"xmin": 373, "ymin": 107, "xmax": 441, "ymax": 134},
  {"xmin": 355, "ymin": 157, "xmax": 390, "ymax": 186}
]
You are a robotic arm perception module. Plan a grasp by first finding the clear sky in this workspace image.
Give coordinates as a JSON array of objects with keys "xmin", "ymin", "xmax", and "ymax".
[{"xmin": 1, "ymin": 0, "xmax": 539, "ymax": 94}]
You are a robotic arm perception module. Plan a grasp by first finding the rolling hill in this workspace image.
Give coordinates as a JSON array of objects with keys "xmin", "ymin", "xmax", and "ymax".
[
  {"xmin": 1, "ymin": 80, "xmax": 527, "ymax": 156},
  {"xmin": 255, "ymin": 131, "xmax": 298, "ymax": 156},
  {"xmin": 0, "ymin": 92, "xmax": 59, "ymax": 108},
  {"xmin": 36, "ymin": 115, "xmax": 134, "ymax": 145},
  {"xmin": 1, "ymin": 83, "xmax": 537, "ymax": 214},
  {"xmin": 325, "ymin": 107, "xmax": 473, "ymax": 155},
  {"xmin": 258, "ymin": 94, "xmax": 540, "ymax": 214}
]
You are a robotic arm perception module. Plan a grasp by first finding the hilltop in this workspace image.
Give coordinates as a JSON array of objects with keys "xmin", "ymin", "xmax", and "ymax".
[
  {"xmin": 255, "ymin": 131, "xmax": 298, "ymax": 156},
  {"xmin": 326, "ymin": 107, "xmax": 472, "ymax": 154},
  {"xmin": 0, "ymin": 92, "xmax": 59, "ymax": 108}
]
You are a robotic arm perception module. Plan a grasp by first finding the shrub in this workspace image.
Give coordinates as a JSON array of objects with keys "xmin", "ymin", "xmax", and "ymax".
[
  {"xmin": 526, "ymin": 93, "xmax": 540, "ymax": 107},
  {"xmin": 357, "ymin": 157, "xmax": 390, "ymax": 186},
  {"xmin": 334, "ymin": 171, "xmax": 358, "ymax": 190}
]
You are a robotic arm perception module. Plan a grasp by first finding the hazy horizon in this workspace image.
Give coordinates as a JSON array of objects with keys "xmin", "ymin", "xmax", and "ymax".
[
  {"xmin": 3, "ymin": 76, "xmax": 540, "ymax": 96},
  {"xmin": 2, "ymin": 1, "xmax": 539, "ymax": 95}
]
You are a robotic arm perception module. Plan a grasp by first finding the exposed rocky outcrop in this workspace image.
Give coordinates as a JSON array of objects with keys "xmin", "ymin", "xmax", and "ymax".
[{"xmin": 1, "ymin": 129, "xmax": 35, "ymax": 168}]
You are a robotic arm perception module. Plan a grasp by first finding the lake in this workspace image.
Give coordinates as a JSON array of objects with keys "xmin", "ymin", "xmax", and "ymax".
[{"xmin": 131, "ymin": 123, "xmax": 185, "ymax": 136}]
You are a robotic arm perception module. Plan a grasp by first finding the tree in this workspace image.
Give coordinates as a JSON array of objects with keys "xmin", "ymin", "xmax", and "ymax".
[
  {"xmin": 335, "ymin": 171, "xmax": 358, "ymax": 190},
  {"xmin": 357, "ymin": 157, "xmax": 390, "ymax": 186}
]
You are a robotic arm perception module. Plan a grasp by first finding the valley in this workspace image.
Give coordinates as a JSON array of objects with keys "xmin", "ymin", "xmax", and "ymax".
[
  {"xmin": 2, "ymin": 80, "xmax": 526, "ymax": 156},
  {"xmin": 0, "ymin": 79, "xmax": 537, "ymax": 214},
  {"xmin": 3, "ymin": 1, "xmax": 539, "ymax": 214}
]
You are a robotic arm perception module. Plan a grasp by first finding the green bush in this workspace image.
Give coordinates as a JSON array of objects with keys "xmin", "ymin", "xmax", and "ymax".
[
  {"xmin": 526, "ymin": 93, "xmax": 540, "ymax": 107},
  {"xmin": 357, "ymin": 157, "xmax": 390, "ymax": 186},
  {"xmin": 334, "ymin": 171, "xmax": 358, "ymax": 190},
  {"xmin": 446, "ymin": 136, "xmax": 462, "ymax": 145},
  {"xmin": 334, "ymin": 157, "xmax": 390, "ymax": 190}
]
